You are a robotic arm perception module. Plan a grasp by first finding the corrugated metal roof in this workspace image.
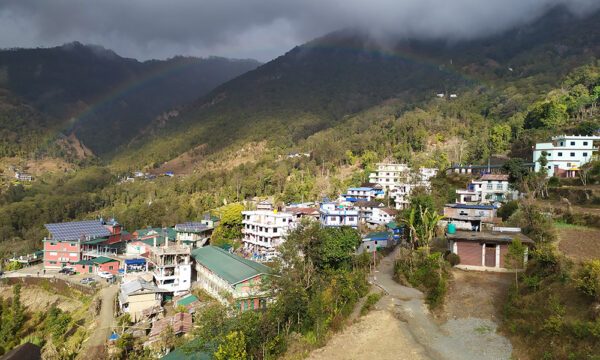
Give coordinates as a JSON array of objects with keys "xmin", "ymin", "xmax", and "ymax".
[
  {"xmin": 175, "ymin": 222, "xmax": 208, "ymax": 232},
  {"xmin": 445, "ymin": 203, "xmax": 495, "ymax": 210},
  {"xmin": 162, "ymin": 339, "xmax": 210, "ymax": 360},
  {"xmin": 364, "ymin": 232, "xmax": 393, "ymax": 240},
  {"xmin": 176, "ymin": 294, "xmax": 200, "ymax": 307},
  {"xmin": 45, "ymin": 220, "xmax": 111, "ymax": 241},
  {"xmin": 191, "ymin": 246, "xmax": 272, "ymax": 285},
  {"xmin": 93, "ymin": 256, "xmax": 118, "ymax": 264}
]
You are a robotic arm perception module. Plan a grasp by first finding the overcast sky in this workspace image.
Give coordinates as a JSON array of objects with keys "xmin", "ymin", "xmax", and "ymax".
[{"xmin": 0, "ymin": 0, "xmax": 598, "ymax": 62}]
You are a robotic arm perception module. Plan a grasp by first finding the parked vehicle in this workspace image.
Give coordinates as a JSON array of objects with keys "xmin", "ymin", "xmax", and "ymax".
[
  {"xmin": 98, "ymin": 271, "xmax": 114, "ymax": 279},
  {"xmin": 80, "ymin": 277, "xmax": 95, "ymax": 285},
  {"xmin": 59, "ymin": 267, "xmax": 75, "ymax": 274}
]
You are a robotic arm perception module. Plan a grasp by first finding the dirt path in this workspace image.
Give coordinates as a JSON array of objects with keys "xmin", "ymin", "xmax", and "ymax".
[
  {"xmin": 80, "ymin": 285, "xmax": 118, "ymax": 360},
  {"xmin": 307, "ymin": 248, "xmax": 513, "ymax": 360}
]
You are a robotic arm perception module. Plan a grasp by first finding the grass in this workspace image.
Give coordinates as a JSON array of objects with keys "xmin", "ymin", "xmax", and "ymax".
[
  {"xmin": 474, "ymin": 325, "xmax": 493, "ymax": 334},
  {"xmin": 360, "ymin": 292, "xmax": 383, "ymax": 316},
  {"xmin": 552, "ymin": 221, "xmax": 590, "ymax": 230}
]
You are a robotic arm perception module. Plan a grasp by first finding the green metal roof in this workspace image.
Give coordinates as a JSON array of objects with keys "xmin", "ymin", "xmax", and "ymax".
[
  {"xmin": 191, "ymin": 246, "xmax": 272, "ymax": 285},
  {"xmin": 162, "ymin": 340, "xmax": 210, "ymax": 360},
  {"xmin": 135, "ymin": 227, "xmax": 176, "ymax": 239},
  {"xmin": 83, "ymin": 237, "xmax": 108, "ymax": 245},
  {"xmin": 385, "ymin": 222, "xmax": 402, "ymax": 230},
  {"xmin": 74, "ymin": 259, "xmax": 94, "ymax": 266},
  {"xmin": 93, "ymin": 256, "xmax": 118, "ymax": 264},
  {"xmin": 364, "ymin": 232, "xmax": 393, "ymax": 240},
  {"xmin": 140, "ymin": 236, "xmax": 167, "ymax": 247},
  {"xmin": 176, "ymin": 294, "xmax": 199, "ymax": 307}
]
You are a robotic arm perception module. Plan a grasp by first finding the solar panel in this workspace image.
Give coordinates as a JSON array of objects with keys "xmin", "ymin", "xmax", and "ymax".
[
  {"xmin": 174, "ymin": 222, "xmax": 207, "ymax": 232},
  {"xmin": 45, "ymin": 220, "xmax": 111, "ymax": 241}
]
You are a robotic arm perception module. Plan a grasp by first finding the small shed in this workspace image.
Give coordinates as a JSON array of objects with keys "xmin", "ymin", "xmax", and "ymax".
[{"xmin": 447, "ymin": 228, "xmax": 534, "ymax": 272}]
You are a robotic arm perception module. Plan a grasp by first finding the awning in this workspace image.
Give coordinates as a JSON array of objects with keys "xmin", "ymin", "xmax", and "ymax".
[{"xmin": 125, "ymin": 258, "xmax": 146, "ymax": 265}]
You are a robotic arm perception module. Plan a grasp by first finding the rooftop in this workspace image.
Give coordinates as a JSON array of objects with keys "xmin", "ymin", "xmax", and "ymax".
[
  {"xmin": 480, "ymin": 174, "xmax": 509, "ymax": 181},
  {"xmin": 45, "ymin": 220, "xmax": 111, "ymax": 241},
  {"xmin": 174, "ymin": 222, "xmax": 209, "ymax": 233},
  {"xmin": 191, "ymin": 246, "xmax": 272, "ymax": 285},
  {"xmin": 445, "ymin": 203, "xmax": 495, "ymax": 210},
  {"xmin": 149, "ymin": 312, "xmax": 192, "ymax": 338},
  {"xmin": 446, "ymin": 230, "xmax": 534, "ymax": 244},
  {"xmin": 364, "ymin": 232, "xmax": 393, "ymax": 240}
]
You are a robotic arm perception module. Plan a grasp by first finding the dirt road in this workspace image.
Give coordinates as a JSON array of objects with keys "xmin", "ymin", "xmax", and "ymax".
[
  {"xmin": 80, "ymin": 285, "xmax": 118, "ymax": 360},
  {"xmin": 308, "ymin": 248, "xmax": 513, "ymax": 360}
]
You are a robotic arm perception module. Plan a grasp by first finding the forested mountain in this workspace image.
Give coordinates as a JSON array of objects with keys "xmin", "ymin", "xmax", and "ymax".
[
  {"xmin": 0, "ymin": 43, "xmax": 260, "ymax": 157},
  {"xmin": 118, "ymin": 5, "xmax": 600, "ymax": 168}
]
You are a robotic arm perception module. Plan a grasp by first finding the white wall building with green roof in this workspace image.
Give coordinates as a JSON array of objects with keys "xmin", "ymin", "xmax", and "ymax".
[{"xmin": 191, "ymin": 246, "xmax": 274, "ymax": 311}]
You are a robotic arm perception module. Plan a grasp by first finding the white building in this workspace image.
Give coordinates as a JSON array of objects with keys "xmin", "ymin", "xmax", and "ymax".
[
  {"xmin": 319, "ymin": 203, "xmax": 359, "ymax": 229},
  {"xmin": 369, "ymin": 207, "xmax": 397, "ymax": 226},
  {"xmin": 147, "ymin": 241, "xmax": 192, "ymax": 296},
  {"xmin": 242, "ymin": 210, "xmax": 295, "ymax": 253},
  {"xmin": 456, "ymin": 174, "xmax": 519, "ymax": 204},
  {"xmin": 369, "ymin": 163, "xmax": 409, "ymax": 191},
  {"xmin": 533, "ymin": 135, "xmax": 600, "ymax": 177},
  {"xmin": 343, "ymin": 187, "xmax": 377, "ymax": 201}
]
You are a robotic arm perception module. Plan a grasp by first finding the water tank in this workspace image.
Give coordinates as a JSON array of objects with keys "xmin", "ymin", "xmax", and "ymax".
[{"xmin": 447, "ymin": 223, "xmax": 456, "ymax": 234}]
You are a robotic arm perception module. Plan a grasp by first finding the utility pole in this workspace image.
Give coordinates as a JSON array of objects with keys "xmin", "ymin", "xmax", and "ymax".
[{"xmin": 373, "ymin": 246, "xmax": 377, "ymax": 285}]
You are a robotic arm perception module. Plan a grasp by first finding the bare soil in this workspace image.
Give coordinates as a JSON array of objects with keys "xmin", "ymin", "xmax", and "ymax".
[
  {"xmin": 556, "ymin": 227, "xmax": 600, "ymax": 262},
  {"xmin": 0, "ymin": 284, "xmax": 82, "ymax": 313},
  {"xmin": 434, "ymin": 269, "xmax": 512, "ymax": 323}
]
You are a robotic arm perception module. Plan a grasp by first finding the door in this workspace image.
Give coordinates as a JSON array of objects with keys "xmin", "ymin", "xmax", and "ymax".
[
  {"xmin": 485, "ymin": 244, "xmax": 496, "ymax": 267},
  {"xmin": 89, "ymin": 266, "xmax": 92, "ymax": 273}
]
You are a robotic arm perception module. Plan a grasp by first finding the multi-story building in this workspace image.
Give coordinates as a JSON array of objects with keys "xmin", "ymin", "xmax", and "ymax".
[
  {"xmin": 43, "ymin": 220, "xmax": 114, "ymax": 270},
  {"xmin": 342, "ymin": 187, "xmax": 378, "ymax": 202},
  {"xmin": 174, "ymin": 221, "xmax": 214, "ymax": 248},
  {"xmin": 318, "ymin": 203, "xmax": 359, "ymax": 229},
  {"xmin": 353, "ymin": 200, "xmax": 385, "ymax": 222},
  {"xmin": 441, "ymin": 204, "xmax": 498, "ymax": 232},
  {"xmin": 533, "ymin": 135, "xmax": 600, "ymax": 177},
  {"xmin": 369, "ymin": 207, "xmax": 397, "ymax": 226},
  {"xmin": 192, "ymin": 246, "xmax": 273, "ymax": 311},
  {"xmin": 242, "ymin": 210, "xmax": 295, "ymax": 254},
  {"xmin": 369, "ymin": 162, "xmax": 409, "ymax": 190},
  {"xmin": 456, "ymin": 174, "xmax": 519, "ymax": 204},
  {"xmin": 147, "ymin": 240, "xmax": 192, "ymax": 296}
]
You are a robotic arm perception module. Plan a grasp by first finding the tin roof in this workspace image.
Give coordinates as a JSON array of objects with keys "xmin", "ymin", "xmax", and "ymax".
[
  {"xmin": 364, "ymin": 232, "xmax": 393, "ymax": 241},
  {"xmin": 446, "ymin": 230, "xmax": 534, "ymax": 244},
  {"xmin": 480, "ymin": 174, "xmax": 509, "ymax": 181},
  {"xmin": 175, "ymin": 222, "xmax": 208, "ymax": 233},
  {"xmin": 45, "ymin": 220, "xmax": 111, "ymax": 241},
  {"xmin": 191, "ymin": 246, "xmax": 272, "ymax": 285}
]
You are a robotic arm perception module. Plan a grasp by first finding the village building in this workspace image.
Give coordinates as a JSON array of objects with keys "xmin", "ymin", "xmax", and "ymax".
[
  {"xmin": 369, "ymin": 207, "xmax": 397, "ymax": 226},
  {"xmin": 256, "ymin": 200, "xmax": 274, "ymax": 211},
  {"xmin": 43, "ymin": 220, "xmax": 119, "ymax": 270},
  {"xmin": 146, "ymin": 312, "xmax": 193, "ymax": 344},
  {"xmin": 174, "ymin": 221, "xmax": 214, "ymax": 248},
  {"xmin": 385, "ymin": 222, "xmax": 403, "ymax": 242},
  {"xmin": 446, "ymin": 228, "xmax": 534, "ymax": 272},
  {"xmin": 15, "ymin": 172, "xmax": 33, "ymax": 182},
  {"xmin": 533, "ymin": 135, "xmax": 600, "ymax": 177},
  {"xmin": 318, "ymin": 203, "xmax": 359, "ymax": 229},
  {"xmin": 285, "ymin": 206, "xmax": 320, "ymax": 222},
  {"xmin": 441, "ymin": 204, "xmax": 499, "ymax": 232},
  {"xmin": 72, "ymin": 256, "xmax": 120, "ymax": 275},
  {"xmin": 118, "ymin": 277, "xmax": 167, "ymax": 322},
  {"xmin": 446, "ymin": 162, "xmax": 535, "ymax": 176},
  {"xmin": 147, "ymin": 239, "xmax": 192, "ymax": 296},
  {"xmin": 358, "ymin": 232, "xmax": 394, "ymax": 254},
  {"xmin": 191, "ymin": 246, "xmax": 273, "ymax": 311},
  {"xmin": 241, "ymin": 209, "xmax": 295, "ymax": 254},
  {"xmin": 341, "ymin": 187, "xmax": 379, "ymax": 202},
  {"xmin": 368, "ymin": 162, "xmax": 409, "ymax": 191},
  {"xmin": 456, "ymin": 174, "xmax": 519, "ymax": 204},
  {"xmin": 353, "ymin": 200, "xmax": 385, "ymax": 222}
]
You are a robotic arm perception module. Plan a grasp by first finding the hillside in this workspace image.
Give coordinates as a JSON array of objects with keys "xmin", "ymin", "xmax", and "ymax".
[
  {"xmin": 117, "ymin": 6, "xmax": 600, "ymax": 168},
  {"xmin": 0, "ymin": 43, "xmax": 260, "ymax": 157}
]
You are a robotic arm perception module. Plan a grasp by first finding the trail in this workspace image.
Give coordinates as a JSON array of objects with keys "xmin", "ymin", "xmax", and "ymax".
[
  {"xmin": 308, "ymin": 248, "xmax": 512, "ymax": 360},
  {"xmin": 80, "ymin": 285, "xmax": 118, "ymax": 360}
]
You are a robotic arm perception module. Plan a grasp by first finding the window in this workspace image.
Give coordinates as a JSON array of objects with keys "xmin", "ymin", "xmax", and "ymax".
[
  {"xmin": 496, "ymin": 183, "xmax": 503, "ymax": 190},
  {"xmin": 570, "ymin": 141, "xmax": 576, "ymax": 146},
  {"xmin": 557, "ymin": 152, "xmax": 562, "ymax": 157},
  {"xmin": 570, "ymin": 152, "xmax": 575, "ymax": 157},
  {"xmin": 486, "ymin": 183, "xmax": 493, "ymax": 190},
  {"xmin": 548, "ymin": 166, "xmax": 552, "ymax": 169},
  {"xmin": 50, "ymin": 252, "xmax": 58, "ymax": 256},
  {"xmin": 583, "ymin": 152, "xmax": 588, "ymax": 157},
  {"xmin": 50, "ymin": 242, "xmax": 56, "ymax": 246},
  {"xmin": 109, "ymin": 266, "xmax": 113, "ymax": 270},
  {"xmin": 584, "ymin": 141, "xmax": 589, "ymax": 146}
]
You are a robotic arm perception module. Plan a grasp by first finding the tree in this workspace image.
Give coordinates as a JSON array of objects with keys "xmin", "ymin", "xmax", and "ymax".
[
  {"xmin": 504, "ymin": 238, "xmax": 527, "ymax": 291},
  {"xmin": 214, "ymin": 331, "xmax": 247, "ymax": 360},
  {"xmin": 502, "ymin": 158, "xmax": 530, "ymax": 193},
  {"xmin": 489, "ymin": 123, "xmax": 511, "ymax": 154},
  {"xmin": 524, "ymin": 100, "xmax": 567, "ymax": 129},
  {"xmin": 575, "ymin": 120, "xmax": 598, "ymax": 136},
  {"xmin": 211, "ymin": 204, "xmax": 244, "ymax": 247}
]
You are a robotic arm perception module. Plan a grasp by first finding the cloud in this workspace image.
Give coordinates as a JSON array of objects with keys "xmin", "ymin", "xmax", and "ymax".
[{"xmin": 0, "ymin": 0, "xmax": 598, "ymax": 62}]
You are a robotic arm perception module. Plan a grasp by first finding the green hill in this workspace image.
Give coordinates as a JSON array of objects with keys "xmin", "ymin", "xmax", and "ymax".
[
  {"xmin": 0, "ymin": 43, "xmax": 260, "ymax": 158},
  {"xmin": 117, "ymin": 6, "xmax": 600, "ymax": 168}
]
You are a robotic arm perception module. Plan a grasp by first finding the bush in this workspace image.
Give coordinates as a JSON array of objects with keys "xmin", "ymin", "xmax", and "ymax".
[
  {"xmin": 360, "ymin": 293, "xmax": 382, "ymax": 316},
  {"xmin": 394, "ymin": 249, "xmax": 449, "ymax": 308},
  {"xmin": 498, "ymin": 200, "xmax": 519, "ymax": 221},
  {"xmin": 574, "ymin": 260, "xmax": 600, "ymax": 301},
  {"xmin": 446, "ymin": 253, "xmax": 460, "ymax": 266}
]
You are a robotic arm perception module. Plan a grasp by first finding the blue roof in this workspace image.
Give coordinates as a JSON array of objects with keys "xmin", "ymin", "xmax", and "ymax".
[
  {"xmin": 125, "ymin": 258, "xmax": 146, "ymax": 265},
  {"xmin": 45, "ymin": 221, "xmax": 111, "ymax": 241},
  {"xmin": 445, "ymin": 203, "xmax": 495, "ymax": 210},
  {"xmin": 109, "ymin": 333, "xmax": 120, "ymax": 341},
  {"xmin": 348, "ymin": 187, "xmax": 373, "ymax": 191}
]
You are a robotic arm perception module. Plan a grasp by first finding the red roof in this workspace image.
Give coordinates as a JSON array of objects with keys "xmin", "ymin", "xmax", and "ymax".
[
  {"xmin": 286, "ymin": 207, "xmax": 319, "ymax": 215},
  {"xmin": 380, "ymin": 208, "xmax": 397, "ymax": 215},
  {"xmin": 149, "ymin": 312, "xmax": 192, "ymax": 338},
  {"xmin": 481, "ymin": 174, "xmax": 509, "ymax": 181}
]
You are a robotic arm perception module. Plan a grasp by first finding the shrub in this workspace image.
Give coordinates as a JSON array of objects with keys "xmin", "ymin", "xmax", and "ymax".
[
  {"xmin": 574, "ymin": 260, "xmax": 600, "ymax": 301},
  {"xmin": 498, "ymin": 200, "xmax": 519, "ymax": 221},
  {"xmin": 360, "ymin": 293, "xmax": 382, "ymax": 316},
  {"xmin": 446, "ymin": 253, "xmax": 460, "ymax": 266}
]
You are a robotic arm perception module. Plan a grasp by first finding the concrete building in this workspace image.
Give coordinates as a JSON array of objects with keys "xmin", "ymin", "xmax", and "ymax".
[
  {"xmin": 441, "ymin": 204, "xmax": 498, "ymax": 232},
  {"xmin": 342, "ymin": 187, "xmax": 379, "ymax": 202},
  {"xmin": 147, "ymin": 240, "xmax": 192, "ymax": 296},
  {"xmin": 447, "ymin": 228, "xmax": 533, "ymax": 272},
  {"xmin": 533, "ymin": 135, "xmax": 600, "ymax": 177},
  {"xmin": 353, "ymin": 200, "xmax": 385, "ymax": 222},
  {"xmin": 358, "ymin": 232, "xmax": 394, "ymax": 254},
  {"xmin": 456, "ymin": 174, "xmax": 519, "ymax": 205},
  {"xmin": 192, "ymin": 246, "xmax": 273, "ymax": 311},
  {"xmin": 118, "ymin": 278, "xmax": 167, "ymax": 322},
  {"xmin": 174, "ymin": 221, "xmax": 214, "ymax": 248},
  {"xmin": 369, "ymin": 162, "xmax": 409, "ymax": 191},
  {"xmin": 318, "ymin": 203, "xmax": 359, "ymax": 229},
  {"xmin": 369, "ymin": 207, "xmax": 397, "ymax": 226},
  {"xmin": 242, "ymin": 210, "xmax": 295, "ymax": 254}
]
